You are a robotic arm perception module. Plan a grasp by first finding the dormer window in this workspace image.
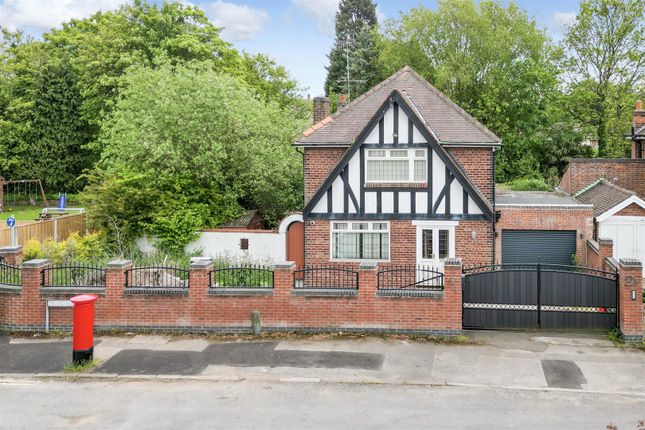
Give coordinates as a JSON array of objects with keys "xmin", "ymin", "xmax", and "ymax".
[{"xmin": 365, "ymin": 148, "xmax": 427, "ymax": 183}]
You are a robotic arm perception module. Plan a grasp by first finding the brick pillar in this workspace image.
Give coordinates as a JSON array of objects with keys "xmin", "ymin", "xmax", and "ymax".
[
  {"xmin": 358, "ymin": 262, "xmax": 377, "ymax": 299},
  {"xmin": 443, "ymin": 258, "xmax": 463, "ymax": 332},
  {"xmin": 598, "ymin": 238, "xmax": 614, "ymax": 271},
  {"xmin": 189, "ymin": 258, "xmax": 213, "ymax": 326},
  {"xmin": 105, "ymin": 260, "xmax": 131, "ymax": 324},
  {"xmin": 20, "ymin": 259, "xmax": 49, "ymax": 327},
  {"xmin": 618, "ymin": 259, "xmax": 643, "ymax": 342},
  {"xmin": 0, "ymin": 246, "xmax": 23, "ymax": 266},
  {"xmin": 273, "ymin": 262, "xmax": 295, "ymax": 300}
]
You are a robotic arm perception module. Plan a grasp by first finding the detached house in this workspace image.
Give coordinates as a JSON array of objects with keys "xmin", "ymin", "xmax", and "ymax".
[{"xmin": 294, "ymin": 67, "xmax": 500, "ymax": 269}]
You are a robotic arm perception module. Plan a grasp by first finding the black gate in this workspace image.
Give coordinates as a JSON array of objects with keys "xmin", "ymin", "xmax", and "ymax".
[{"xmin": 462, "ymin": 264, "xmax": 618, "ymax": 330}]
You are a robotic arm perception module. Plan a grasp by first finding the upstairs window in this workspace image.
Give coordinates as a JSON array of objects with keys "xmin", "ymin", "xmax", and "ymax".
[{"xmin": 365, "ymin": 148, "xmax": 427, "ymax": 183}]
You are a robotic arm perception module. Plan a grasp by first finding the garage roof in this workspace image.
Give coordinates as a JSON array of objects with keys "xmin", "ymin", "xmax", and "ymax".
[
  {"xmin": 495, "ymin": 191, "xmax": 584, "ymax": 206},
  {"xmin": 574, "ymin": 179, "xmax": 634, "ymax": 217}
]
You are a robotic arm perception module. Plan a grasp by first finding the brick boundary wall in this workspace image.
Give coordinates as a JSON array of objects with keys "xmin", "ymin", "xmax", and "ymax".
[
  {"xmin": 559, "ymin": 159, "xmax": 645, "ymax": 197},
  {"xmin": 586, "ymin": 238, "xmax": 614, "ymax": 272},
  {"xmin": 0, "ymin": 255, "xmax": 464, "ymax": 336}
]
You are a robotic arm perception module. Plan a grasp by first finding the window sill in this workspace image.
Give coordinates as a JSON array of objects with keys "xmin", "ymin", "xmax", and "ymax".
[{"xmin": 364, "ymin": 182, "xmax": 427, "ymax": 189}]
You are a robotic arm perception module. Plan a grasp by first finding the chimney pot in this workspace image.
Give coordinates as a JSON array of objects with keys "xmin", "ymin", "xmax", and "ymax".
[
  {"xmin": 337, "ymin": 94, "xmax": 348, "ymax": 111},
  {"xmin": 636, "ymin": 100, "xmax": 643, "ymax": 111}
]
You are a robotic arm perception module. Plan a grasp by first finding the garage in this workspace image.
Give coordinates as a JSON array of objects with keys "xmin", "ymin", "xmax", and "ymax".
[
  {"xmin": 501, "ymin": 230, "xmax": 577, "ymax": 265},
  {"xmin": 575, "ymin": 179, "xmax": 645, "ymax": 276}
]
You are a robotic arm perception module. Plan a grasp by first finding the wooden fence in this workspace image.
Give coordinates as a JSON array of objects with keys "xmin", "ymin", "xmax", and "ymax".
[{"xmin": 0, "ymin": 213, "xmax": 87, "ymax": 247}]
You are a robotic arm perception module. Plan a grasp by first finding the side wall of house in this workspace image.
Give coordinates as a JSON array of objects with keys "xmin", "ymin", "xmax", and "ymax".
[
  {"xmin": 447, "ymin": 147, "xmax": 494, "ymax": 203},
  {"xmin": 303, "ymin": 148, "xmax": 346, "ymax": 204},
  {"xmin": 305, "ymin": 219, "xmax": 492, "ymax": 268},
  {"xmin": 559, "ymin": 159, "xmax": 645, "ymax": 197},
  {"xmin": 494, "ymin": 205, "xmax": 594, "ymax": 265}
]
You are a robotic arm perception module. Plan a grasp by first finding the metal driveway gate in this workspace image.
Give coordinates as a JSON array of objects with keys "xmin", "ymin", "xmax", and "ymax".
[{"xmin": 462, "ymin": 264, "xmax": 618, "ymax": 330}]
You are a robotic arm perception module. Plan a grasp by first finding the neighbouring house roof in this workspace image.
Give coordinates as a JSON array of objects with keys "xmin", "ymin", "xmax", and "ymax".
[
  {"xmin": 635, "ymin": 124, "xmax": 645, "ymax": 139},
  {"xmin": 294, "ymin": 66, "xmax": 501, "ymax": 147},
  {"xmin": 496, "ymin": 191, "xmax": 584, "ymax": 207},
  {"xmin": 574, "ymin": 179, "xmax": 635, "ymax": 217},
  {"xmin": 220, "ymin": 210, "xmax": 262, "ymax": 229}
]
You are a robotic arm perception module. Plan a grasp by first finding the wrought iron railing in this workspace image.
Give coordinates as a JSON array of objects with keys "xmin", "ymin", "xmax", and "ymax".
[
  {"xmin": 377, "ymin": 265, "xmax": 444, "ymax": 290},
  {"xmin": 41, "ymin": 264, "xmax": 106, "ymax": 288},
  {"xmin": 292, "ymin": 265, "xmax": 359, "ymax": 290},
  {"xmin": 125, "ymin": 266, "xmax": 190, "ymax": 291},
  {"xmin": 209, "ymin": 264, "xmax": 274, "ymax": 288},
  {"xmin": 0, "ymin": 262, "xmax": 21, "ymax": 286}
]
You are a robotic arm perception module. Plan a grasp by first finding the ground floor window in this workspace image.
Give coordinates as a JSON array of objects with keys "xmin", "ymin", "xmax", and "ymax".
[{"xmin": 331, "ymin": 221, "xmax": 389, "ymax": 260}]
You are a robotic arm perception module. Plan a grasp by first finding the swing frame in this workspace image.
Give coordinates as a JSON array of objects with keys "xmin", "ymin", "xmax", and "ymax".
[{"xmin": 2, "ymin": 179, "xmax": 49, "ymax": 207}]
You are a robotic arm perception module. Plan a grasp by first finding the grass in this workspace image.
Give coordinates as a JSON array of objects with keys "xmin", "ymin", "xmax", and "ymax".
[
  {"xmin": 0, "ymin": 205, "xmax": 43, "ymax": 222},
  {"xmin": 63, "ymin": 358, "xmax": 101, "ymax": 373}
]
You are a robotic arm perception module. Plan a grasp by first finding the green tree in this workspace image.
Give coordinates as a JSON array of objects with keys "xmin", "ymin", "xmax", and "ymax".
[
  {"xmin": 19, "ymin": 59, "xmax": 92, "ymax": 192},
  {"xmin": 81, "ymin": 63, "xmax": 306, "ymax": 253},
  {"xmin": 325, "ymin": 0, "xmax": 379, "ymax": 101},
  {"xmin": 378, "ymin": 0, "xmax": 560, "ymax": 181},
  {"xmin": 562, "ymin": 0, "xmax": 645, "ymax": 156}
]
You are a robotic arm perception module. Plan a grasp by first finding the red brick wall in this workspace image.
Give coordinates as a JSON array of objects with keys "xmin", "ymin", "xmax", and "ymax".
[
  {"xmin": 447, "ymin": 147, "xmax": 493, "ymax": 203},
  {"xmin": 495, "ymin": 205, "xmax": 593, "ymax": 265},
  {"xmin": 0, "ymin": 260, "xmax": 464, "ymax": 334},
  {"xmin": 618, "ymin": 259, "xmax": 644, "ymax": 342},
  {"xmin": 559, "ymin": 160, "xmax": 645, "ymax": 197},
  {"xmin": 615, "ymin": 203, "xmax": 645, "ymax": 217},
  {"xmin": 304, "ymin": 148, "xmax": 346, "ymax": 204},
  {"xmin": 305, "ymin": 219, "xmax": 492, "ymax": 268}
]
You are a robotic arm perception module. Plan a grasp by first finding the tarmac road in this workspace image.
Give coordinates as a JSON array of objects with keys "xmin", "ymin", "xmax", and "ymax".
[{"xmin": 1, "ymin": 378, "xmax": 643, "ymax": 429}]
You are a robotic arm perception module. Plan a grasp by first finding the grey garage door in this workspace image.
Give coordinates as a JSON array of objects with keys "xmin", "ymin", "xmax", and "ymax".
[{"xmin": 502, "ymin": 230, "xmax": 576, "ymax": 265}]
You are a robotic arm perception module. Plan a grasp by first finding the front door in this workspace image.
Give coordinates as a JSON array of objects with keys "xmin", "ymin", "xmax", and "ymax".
[{"xmin": 414, "ymin": 221, "xmax": 457, "ymax": 273}]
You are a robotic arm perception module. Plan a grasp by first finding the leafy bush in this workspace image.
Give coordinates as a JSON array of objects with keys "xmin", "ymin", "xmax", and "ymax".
[
  {"xmin": 23, "ymin": 232, "xmax": 107, "ymax": 265},
  {"xmin": 505, "ymin": 178, "xmax": 552, "ymax": 191}
]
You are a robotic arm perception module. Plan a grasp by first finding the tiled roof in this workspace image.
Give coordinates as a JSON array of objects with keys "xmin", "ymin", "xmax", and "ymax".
[
  {"xmin": 574, "ymin": 179, "xmax": 634, "ymax": 217},
  {"xmin": 220, "ymin": 210, "xmax": 258, "ymax": 228},
  {"xmin": 295, "ymin": 66, "xmax": 501, "ymax": 146}
]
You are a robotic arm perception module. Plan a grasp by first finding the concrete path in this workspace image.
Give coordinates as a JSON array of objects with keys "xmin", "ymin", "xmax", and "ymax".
[{"xmin": 2, "ymin": 331, "xmax": 645, "ymax": 396}]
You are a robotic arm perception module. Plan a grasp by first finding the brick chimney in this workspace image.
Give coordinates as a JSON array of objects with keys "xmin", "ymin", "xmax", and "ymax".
[
  {"xmin": 337, "ymin": 94, "xmax": 348, "ymax": 111},
  {"xmin": 313, "ymin": 96, "xmax": 330, "ymax": 124},
  {"xmin": 632, "ymin": 100, "xmax": 644, "ymax": 159}
]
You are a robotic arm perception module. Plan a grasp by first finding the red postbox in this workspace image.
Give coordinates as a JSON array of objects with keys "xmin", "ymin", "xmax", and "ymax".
[{"xmin": 70, "ymin": 294, "xmax": 98, "ymax": 364}]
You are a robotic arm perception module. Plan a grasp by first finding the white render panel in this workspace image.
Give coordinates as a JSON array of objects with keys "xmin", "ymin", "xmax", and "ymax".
[
  {"xmin": 399, "ymin": 192, "xmax": 411, "ymax": 213},
  {"xmin": 383, "ymin": 107, "xmax": 394, "ymax": 144},
  {"xmin": 382, "ymin": 192, "xmax": 394, "ymax": 213},
  {"xmin": 331, "ymin": 178, "xmax": 344, "ymax": 213},
  {"xmin": 364, "ymin": 125, "xmax": 379, "ymax": 144},
  {"xmin": 412, "ymin": 125, "xmax": 426, "ymax": 143},
  {"xmin": 398, "ymin": 108, "xmax": 409, "ymax": 143},
  {"xmin": 364, "ymin": 192, "xmax": 377, "ymax": 214},
  {"xmin": 432, "ymin": 151, "xmax": 446, "ymax": 214},
  {"xmin": 450, "ymin": 180, "xmax": 463, "ymax": 214},
  {"xmin": 468, "ymin": 196, "xmax": 482, "ymax": 214},
  {"xmin": 415, "ymin": 192, "xmax": 428, "ymax": 214},
  {"xmin": 311, "ymin": 191, "xmax": 328, "ymax": 213},
  {"xmin": 348, "ymin": 154, "xmax": 360, "ymax": 197}
]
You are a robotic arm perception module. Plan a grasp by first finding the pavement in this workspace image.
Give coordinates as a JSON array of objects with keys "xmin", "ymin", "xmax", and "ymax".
[{"xmin": 2, "ymin": 330, "xmax": 645, "ymax": 396}]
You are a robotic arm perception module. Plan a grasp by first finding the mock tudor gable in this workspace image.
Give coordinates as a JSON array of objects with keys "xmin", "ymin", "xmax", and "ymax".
[{"xmin": 303, "ymin": 90, "xmax": 493, "ymax": 221}]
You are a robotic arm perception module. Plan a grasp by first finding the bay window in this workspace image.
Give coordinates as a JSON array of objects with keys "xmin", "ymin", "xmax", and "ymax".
[{"xmin": 331, "ymin": 221, "xmax": 389, "ymax": 260}]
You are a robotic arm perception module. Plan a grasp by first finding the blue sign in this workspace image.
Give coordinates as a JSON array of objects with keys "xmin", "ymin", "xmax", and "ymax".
[{"xmin": 6, "ymin": 216, "xmax": 16, "ymax": 228}]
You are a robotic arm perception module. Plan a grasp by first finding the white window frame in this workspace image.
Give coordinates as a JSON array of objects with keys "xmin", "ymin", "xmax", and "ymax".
[
  {"xmin": 330, "ymin": 221, "xmax": 390, "ymax": 262},
  {"xmin": 364, "ymin": 148, "xmax": 427, "ymax": 184}
]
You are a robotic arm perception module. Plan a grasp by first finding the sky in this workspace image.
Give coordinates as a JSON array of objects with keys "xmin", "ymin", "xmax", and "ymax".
[{"xmin": 0, "ymin": 0, "xmax": 582, "ymax": 96}]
